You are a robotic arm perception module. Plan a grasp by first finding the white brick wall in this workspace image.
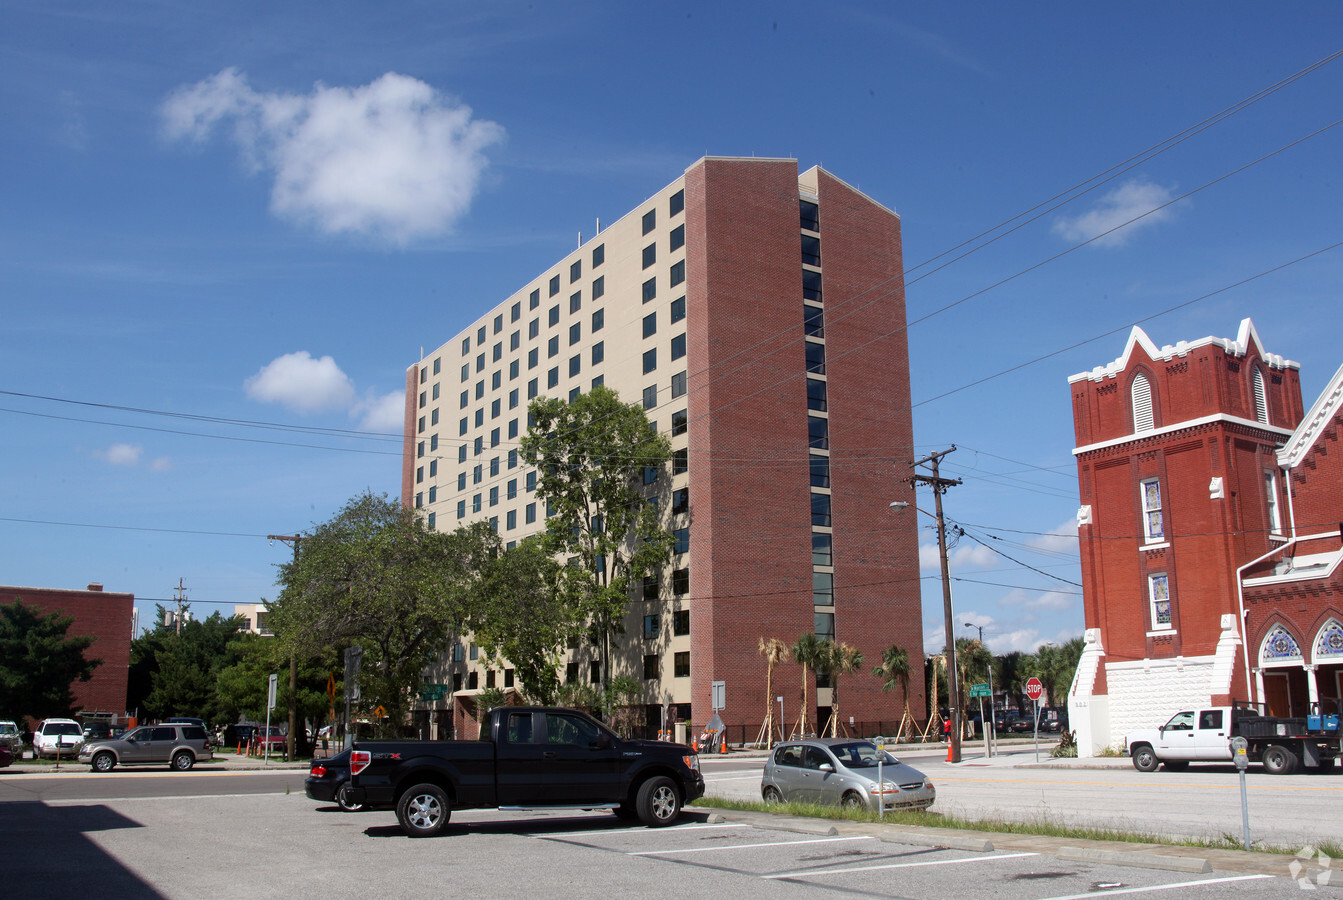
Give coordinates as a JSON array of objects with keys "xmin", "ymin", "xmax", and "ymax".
[{"xmin": 1105, "ymin": 656, "xmax": 1216, "ymax": 745}]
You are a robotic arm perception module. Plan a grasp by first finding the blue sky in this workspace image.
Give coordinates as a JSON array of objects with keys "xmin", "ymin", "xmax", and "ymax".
[{"xmin": 3, "ymin": 2, "xmax": 1341, "ymax": 657}]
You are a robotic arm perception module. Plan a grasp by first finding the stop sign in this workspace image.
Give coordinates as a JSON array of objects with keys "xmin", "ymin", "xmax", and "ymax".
[{"xmin": 1025, "ymin": 677, "xmax": 1044, "ymax": 701}]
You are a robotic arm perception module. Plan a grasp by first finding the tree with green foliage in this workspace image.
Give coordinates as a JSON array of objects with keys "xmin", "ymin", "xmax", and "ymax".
[
  {"xmin": 136, "ymin": 610, "xmax": 248, "ymax": 723},
  {"xmin": 214, "ymin": 632, "xmax": 337, "ymax": 745},
  {"xmin": 789, "ymin": 632, "xmax": 823, "ymax": 737},
  {"xmin": 602, "ymin": 675, "xmax": 645, "ymax": 739},
  {"xmin": 994, "ymin": 650, "xmax": 1030, "ymax": 711},
  {"xmin": 519, "ymin": 385, "xmax": 673, "ymax": 685},
  {"xmin": 1028, "ymin": 637, "xmax": 1084, "ymax": 707},
  {"xmin": 954, "ymin": 636, "xmax": 992, "ymax": 738},
  {"xmin": 472, "ymin": 535, "xmax": 568, "ymax": 704},
  {"xmin": 0, "ymin": 599, "xmax": 101, "ymax": 720},
  {"xmin": 267, "ymin": 491, "xmax": 495, "ymax": 735},
  {"xmin": 818, "ymin": 641, "xmax": 864, "ymax": 737},
  {"xmin": 475, "ymin": 687, "xmax": 508, "ymax": 726},
  {"xmin": 871, "ymin": 644, "xmax": 913, "ymax": 720}
]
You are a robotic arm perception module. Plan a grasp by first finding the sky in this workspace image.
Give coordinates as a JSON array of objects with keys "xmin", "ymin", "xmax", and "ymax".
[{"xmin": 3, "ymin": 2, "xmax": 1341, "ymax": 658}]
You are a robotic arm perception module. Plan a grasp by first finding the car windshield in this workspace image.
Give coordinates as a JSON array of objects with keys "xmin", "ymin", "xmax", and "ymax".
[
  {"xmin": 0, "ymin": 724, "xmax": 17, "ymax": 735},
  {"xmin": 49, "ymin": 723, "xmax": 81, "ymax": 736},
  {"xmin": 827, "ymin": 742, "xmax": 898, "ymax": 768}
]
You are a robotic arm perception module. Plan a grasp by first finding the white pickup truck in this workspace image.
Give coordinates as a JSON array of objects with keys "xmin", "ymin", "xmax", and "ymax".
[{"xmin": 1125, "ymin": 704, "xmax": 1341, "ymax": 775}]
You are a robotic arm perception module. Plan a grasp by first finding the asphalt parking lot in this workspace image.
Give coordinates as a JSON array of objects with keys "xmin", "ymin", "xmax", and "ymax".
[{"xmin": 5, "ymin": 773, "xmax": 1337, "ymax": 899}]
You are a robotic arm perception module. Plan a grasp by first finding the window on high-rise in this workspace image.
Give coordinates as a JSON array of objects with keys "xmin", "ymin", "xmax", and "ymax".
[
  {"xmin": 669, "ymin": 190, "xmax": 684, "ymax": 216},
  {"xmin": 800, "ymin": 199, "xmax": 819, "ymax": 231}
]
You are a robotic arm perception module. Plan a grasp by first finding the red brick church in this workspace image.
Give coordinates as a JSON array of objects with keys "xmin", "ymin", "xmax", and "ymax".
[{"xmin": 1065, "ymin": 318, "xmax": 1342, "ymax": 755}]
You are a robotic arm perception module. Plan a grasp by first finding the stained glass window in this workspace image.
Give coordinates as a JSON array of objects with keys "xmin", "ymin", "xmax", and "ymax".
[
  {"xmin": 1316, "ymin": 620, "xmax": 1343, "ymax": 659},
  {"xmin": 1262, "ymin": 625, "xmax": 1302, "ymax": 662},
  {"xmin": 1142, "ymin": 479, "xmax": 1164, "ymax": 542},
  {"xmin": 1148, "ymin": 574, "xmax": 1171, "ymax": 627}
]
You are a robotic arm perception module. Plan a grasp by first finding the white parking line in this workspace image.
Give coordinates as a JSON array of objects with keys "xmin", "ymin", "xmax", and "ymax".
[
  {"xmin": 1036, "ymin": 874, "xmax": 1275, "ymax": 899},
  {"xmin": 45, "ymin": 792, "xmax": 290, "ymax": 804},
  {"xmin": 765, "ymin": 850, "xmax": 1037, "ymax": 878},
  {"xmin": 630, "ymin": 835, "xmax": 875, "ymax": 856}
]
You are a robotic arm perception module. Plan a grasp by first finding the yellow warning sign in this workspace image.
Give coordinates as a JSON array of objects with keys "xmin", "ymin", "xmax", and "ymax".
[{"xmin": 373, "ymin": 705, "xmax": 387, "ymax": 718}]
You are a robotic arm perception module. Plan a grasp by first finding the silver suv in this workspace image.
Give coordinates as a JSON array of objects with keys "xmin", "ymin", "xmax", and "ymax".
[{"xmin": 79, "ymin": 723, "xmax": 214, "ymax": 772}]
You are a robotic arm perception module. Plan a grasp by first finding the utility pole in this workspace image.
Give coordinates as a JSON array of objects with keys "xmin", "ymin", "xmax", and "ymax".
[
  {"xmin": 169, "ymin": 578, "xmax": 189, "ymax": 635},
  {"xmin": 910, "ymin": 447, "xmax": 963, "ymax": 764},
  {"xmin": 268, "ymin": 534, "xmax": 303, "ymax": 761}
]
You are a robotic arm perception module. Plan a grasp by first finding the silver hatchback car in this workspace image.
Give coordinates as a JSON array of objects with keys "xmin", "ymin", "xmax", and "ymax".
[
  {"xmin": 761, "ymin": 739, "xmax": 935, "ymax": 812},
  {"xmin": 79, "ymin": 723, "xmax": 214, "ymax": 772}
]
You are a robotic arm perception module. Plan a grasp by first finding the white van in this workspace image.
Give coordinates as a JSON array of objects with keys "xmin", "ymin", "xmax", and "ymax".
[{"xmin": 34, "ymin": 718, "xmax": 83, "ymax": 758}]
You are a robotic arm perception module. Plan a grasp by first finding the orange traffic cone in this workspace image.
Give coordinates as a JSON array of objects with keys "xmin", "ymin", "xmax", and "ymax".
[
  {"xmin": 946, "ymin": 743, "xmax": 953, "ymax": 762},
  {"xmin": 720, "ymin": 737, "xmax": 729, "ymax": 755}
]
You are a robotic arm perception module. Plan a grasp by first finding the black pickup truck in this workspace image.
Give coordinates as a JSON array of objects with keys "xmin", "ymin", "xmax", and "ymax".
[{"xmin": 346, "ymin": 706, "xmax": 704, "ymax": 837}]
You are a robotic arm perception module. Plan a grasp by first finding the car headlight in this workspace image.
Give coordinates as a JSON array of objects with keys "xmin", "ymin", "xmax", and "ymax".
[
  {"xmin": 870, "ymin": 782, "xmax": 899, "ymax": 794},
  {"xmin": 682, "ymin": 755, "xmax": 700, "ymax": 771}
]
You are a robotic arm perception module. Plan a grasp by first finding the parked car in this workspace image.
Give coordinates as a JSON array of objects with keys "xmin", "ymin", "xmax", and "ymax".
[
  {"xmin": 81, "ymin": 722, "xmax": 123, "ymax": 742},
  {"xmin": 78, "ymin": 723, "xmax": 214, "ymax": 772},
  {"xmin": 305, "ymin": 750, "xmax": 368, "ymax": 811},
  {"xmin": 0, "ymin": 720, "xmax": 22, "ymax": 754},
  {"xmin": 33, "ymin": 719, "xmax": 84, "ymax": 758},
  {"xmin": 0, "ymin": 745, "xmax": 12, "ymax": 768},
  {"xmin": 761, "ymin": 739, "xmax": 936, "ymax": 812},
  {"xmin": 253, "ymin": 725, "xmax": 288, "ymax": 756}
]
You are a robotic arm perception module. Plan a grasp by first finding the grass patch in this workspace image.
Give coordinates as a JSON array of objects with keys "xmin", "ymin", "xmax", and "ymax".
[{"xmin": 691, "ymin": 795, "xmax": 1339, "ymax": 857}]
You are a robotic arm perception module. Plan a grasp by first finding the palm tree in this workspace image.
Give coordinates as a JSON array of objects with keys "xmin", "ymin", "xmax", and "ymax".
[
  {"xmin": 758, "ymin": 637, "xmax": 788, "ymax": 746},
  {"xmin": 819, "ymin": 641, "xmax": 863, "ymax": 737},
  {"xmin": 872, "ymin": 644, "xmax": 912, "ymax": 737},
  {"xmin": 790, "ymin": 632, "xmax": 822, "ymax": 737},
  {"xmin": 957, "ymin": 636, "xmax": 992, "ymax": 738}
]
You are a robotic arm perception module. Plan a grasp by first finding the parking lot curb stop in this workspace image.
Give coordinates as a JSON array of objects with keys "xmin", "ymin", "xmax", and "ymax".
[{"xmin": 1057, "ymin": 846, "xmax": 1212, "ymax": 874}]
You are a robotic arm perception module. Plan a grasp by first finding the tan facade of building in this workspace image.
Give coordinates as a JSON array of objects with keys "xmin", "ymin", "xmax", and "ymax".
[{"xmin": 403, "ymin": 157, "xmax": 923, "ymax": 740}]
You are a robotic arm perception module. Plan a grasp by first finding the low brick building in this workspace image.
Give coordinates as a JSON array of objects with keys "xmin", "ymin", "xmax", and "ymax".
[
  {"xmin": 2, "ymin": 582, "xmax": 133, "ymax": 721},
  {"xmin": 1064, "ymin": 319, "xmax": 1343, "ymax": 754}
]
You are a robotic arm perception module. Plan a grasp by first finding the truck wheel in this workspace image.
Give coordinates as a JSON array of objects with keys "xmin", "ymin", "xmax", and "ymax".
[
  {"xmin": 1262, "ymin": 744, "xmax": 1298, "ymax": 775},
  {"xmin": 336, "ymin": 784, "xmax": 365, "ymax": 812},
  {"xmin": 92, "ymin": 752, "xmax": 116, "ymax": 773},
  {"xmin": 397, "ymin": 783, "xmax": 451, "ymax": 837},
  {"xmin": 1131, "ymin": 744, "xmax": 1160, "ymax": 773},
  {"xmin": 171, "ymin": 751, "xmax": 194, "ymax": 771},
  {"xmin": 635, "ymin": 776, "xmax": 681, "ymax": 827}
]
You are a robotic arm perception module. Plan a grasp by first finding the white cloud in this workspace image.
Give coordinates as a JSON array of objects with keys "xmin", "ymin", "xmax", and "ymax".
[
  {"xmin": 162, "ymin": 69, "xmax": 505, "ymax": 243},
  {"xmin": 1052, "ymin": 177, "xmax": 1182, "ymax": 249},
  {"xmin": 355, "ymin": 391, "xmax": 406, "ymax": 433},
  {"xmin": 150, "ymin": 457, "xmax": 173, "ymax": 472},
  {"xmin": 245, "ymin": 351, "xmax": 356, "ymax": 413},
  {"xmin": 98, "ymin": 443, "xmax": 143, "ymax": 466}
]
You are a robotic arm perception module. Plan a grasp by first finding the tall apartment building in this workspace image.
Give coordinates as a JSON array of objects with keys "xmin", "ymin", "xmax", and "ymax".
[{"xmin": 401, "ymin": 157, "xmax": 923, "ymax": 740}]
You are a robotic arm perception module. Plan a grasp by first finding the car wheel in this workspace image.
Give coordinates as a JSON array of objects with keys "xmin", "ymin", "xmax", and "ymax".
[
  {"xmin": 1262, "ymin": 744, "xmax": 1299, "ymax": 775},
  {"xmin": 1162, "ymin": 761, "xmax": 1189, "ymax": 771},
  {"xmin": 840, "ymin": 791, "xmax": 866, "ymax": 811},
  {"xmin": 1131, "ymin": 744, "xmax": 1160, "ymax": 773},
  {"xmin": 397, "ymin": 783, "xmax": 451, "ymax": 837},
  {"xmin": 635, "ymin": 776, "xmax": 681, "ymax": 827},
  {"xmin": 762, "ymin": 785, "xmax": 784, "ymax": 804},
  {"xmin": 92, "ymin": 752, "xmax": 116, "ymax": 773},
  {"xmin": 171, "ymin": 751, "xmax": 194, "ymax": 771},
  {"xmin": 336, "ymin": 784, "xmax": 365, "ymax": 812}
]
